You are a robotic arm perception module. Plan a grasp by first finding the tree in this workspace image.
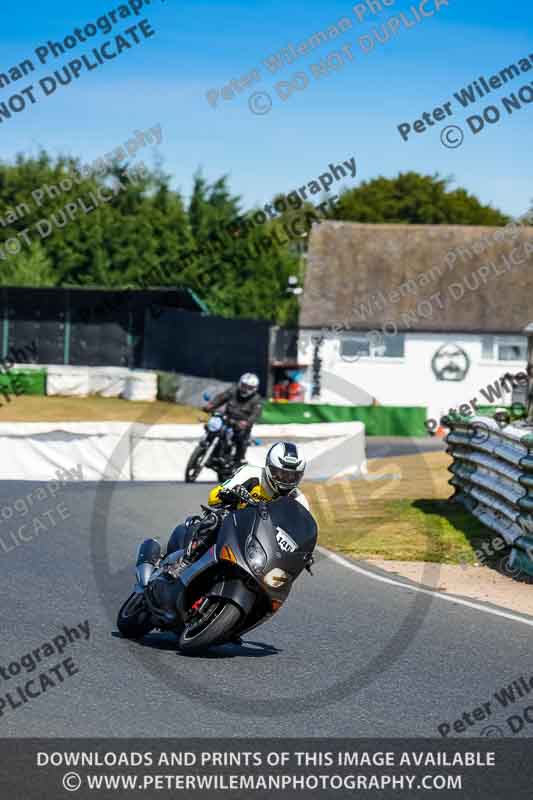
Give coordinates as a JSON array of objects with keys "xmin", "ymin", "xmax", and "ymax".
[
  {"xmin": 0, "ymin": 155, "xmax": 195, "ymax": 293},
  {"xmin": 334, "ymin": 172, "xmax": 510, "ymax": 225},
  {"xmin": 522, "ymin": 203, "xmax": 533, "ymax": 226},
  {"xmin": 184, "ymin": 173, "xmax": 301, "ymax": 323},
  {"xmin": 0, "ymin": 242, "xmax": 55, "ymax": 286},
  {"xmin": 0, "ymin": 157, "xmax": 513, "ymax": 325}
]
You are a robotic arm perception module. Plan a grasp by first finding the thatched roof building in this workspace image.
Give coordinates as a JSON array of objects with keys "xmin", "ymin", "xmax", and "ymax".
[{"xmin": 301, "ymin": 222, "xmax": 533, "ymax": 334}]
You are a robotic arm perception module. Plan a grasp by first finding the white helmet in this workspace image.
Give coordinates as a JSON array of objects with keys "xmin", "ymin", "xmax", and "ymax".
[
  {"xmin": 265, "ymin": 442, "xmax": 306, "ymax": 494},
  {"xmin": 238, "ymin": 372, "xmax": 259, "ymax": 398}
]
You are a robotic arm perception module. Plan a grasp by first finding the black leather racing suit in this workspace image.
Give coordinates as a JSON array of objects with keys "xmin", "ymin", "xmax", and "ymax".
[{"xmin": 205, "ymin": 386, "xmax": 263, "ymax": 463}]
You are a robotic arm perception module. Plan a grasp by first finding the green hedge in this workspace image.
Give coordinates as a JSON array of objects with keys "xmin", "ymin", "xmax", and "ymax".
[
  {"xmin": 0, "ymin": 369, "xmax": 46, "ymax": 396},
  {"xmin": 259, "ymin": 402, "xmax": 427, "ymax": 436},
  {"xmin": 157, "ymin": 371, "xmax": 180, "ymax": 402}
]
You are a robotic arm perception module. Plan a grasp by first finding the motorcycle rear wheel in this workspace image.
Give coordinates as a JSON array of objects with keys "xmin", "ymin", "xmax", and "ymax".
[
  {"xmin": 178, "ymin": 601, "xmax": 241, "ymax": 654},
  {"xmin": 117, "ymin": 592, "xmax": 154, "ymax": 639}
]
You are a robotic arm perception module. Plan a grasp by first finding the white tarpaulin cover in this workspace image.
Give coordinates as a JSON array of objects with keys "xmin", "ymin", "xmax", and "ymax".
[
  {"xmin": 131, "ymin": 421, "xmax": 366, "ymax": 481},
  {"xmin": 0, "ymin": 423, "xmax": 131, "ymax": 481},
  {"xmin": 0, "ymin": 421, "xmax": 366, "ymax": 482},
  {"xmin": 46, "ymin": 366, "xmax": 91, "ymax": 397},
  {"xmin": 122, "ymin": 372, "xmax": 158, "ymax": 402},
  {"xmin": 34, "ymin": 364, "xmax": 158, "ymax": 400},
  {"xmin": 89, "ymin": 367, "xmax": 130, "ymax": 397}
]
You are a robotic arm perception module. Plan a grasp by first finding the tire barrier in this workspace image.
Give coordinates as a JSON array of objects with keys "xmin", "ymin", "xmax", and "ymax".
[{"xmin": 445, "ymin": 413, "xmax": 533, "ymax": 577}]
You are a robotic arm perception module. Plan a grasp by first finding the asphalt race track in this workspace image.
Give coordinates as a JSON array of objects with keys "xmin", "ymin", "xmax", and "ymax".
[
  {"xmin": 2, "ymin": 479, "xmax": 533, "ymax": 739},
  {"xmin": 365, "ymin": 437, "xmax": 446, "ymax": 459}
]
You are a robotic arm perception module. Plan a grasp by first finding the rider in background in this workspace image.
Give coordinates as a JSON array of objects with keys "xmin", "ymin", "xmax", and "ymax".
[{"xmin": 203, "ymin": 372, "xmax": 263, "ymax": 466}]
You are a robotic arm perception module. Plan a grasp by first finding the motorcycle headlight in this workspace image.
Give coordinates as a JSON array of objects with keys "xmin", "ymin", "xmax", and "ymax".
[
  {"xmin": 264, "ymin": 568, "xmax": 290, "ymax": 588},
  {"xmin": 207, "ymin": 416, "xmax": 223, "ymax": 433},
  {"xmin": 245, "ymin": 536, "xmax": 267, "ymax": 574}
]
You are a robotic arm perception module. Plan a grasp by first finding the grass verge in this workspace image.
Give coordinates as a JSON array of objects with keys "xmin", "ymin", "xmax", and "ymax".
[
  {"xmin": 0, "ymin": 395, "xmax": 204, "ymax": 423},
  {"xmin": 303, "ymin": 450, "xmax": 492, "ymax": 565}
]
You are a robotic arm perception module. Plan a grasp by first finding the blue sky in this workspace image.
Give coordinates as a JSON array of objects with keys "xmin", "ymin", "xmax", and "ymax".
[{"xmin": 1, "ymin": 0, "xmax": 531, "ymax": 216}]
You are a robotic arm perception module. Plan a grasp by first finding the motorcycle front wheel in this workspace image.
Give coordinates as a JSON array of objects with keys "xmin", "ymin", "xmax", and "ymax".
[
  {"xmin": 185, "ymin": 444, "xmax": 206, "ymax": 483},
  {"xmin": 178, "ymin": 600, "xmax": 242, "ymax": 654},
  {"xmin": 117, "ymin": 592, "xmax": 154, "ymax": 639},
  {"xmin": 217, "ymin": 464, "xmax": 235, "ymax": 482}
]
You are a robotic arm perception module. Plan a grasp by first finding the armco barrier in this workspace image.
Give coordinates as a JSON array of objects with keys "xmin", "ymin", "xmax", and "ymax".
[
  {"xmin": 0, "ymin": 421, "xmax": 366, "ymax": 482},
  {"xmin": 445, "ymin": 414, "xmax": 533, "ymax": 576}
]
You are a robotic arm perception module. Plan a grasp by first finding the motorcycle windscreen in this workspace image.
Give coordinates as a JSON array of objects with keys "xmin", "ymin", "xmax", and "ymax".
[
  {"xmin": 217, "ymin": 506, "xmax": 256, "ymax": 571},
  {"xmin": 268, "ymin": 496, "xmax": 317, "ymax": 547},
  {"xmin": 254, "ymin": 496, "xmax": 317, "ymax": 577}
]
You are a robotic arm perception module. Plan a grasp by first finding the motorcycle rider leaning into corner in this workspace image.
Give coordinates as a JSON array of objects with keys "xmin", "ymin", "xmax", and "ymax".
[
  {"xmin": 203, "ymin": 372, "xmax": 263, "ymax": 466},
  {"xmin": 166, "ymin": 442, "xmax": 310, "ymax": 575}
]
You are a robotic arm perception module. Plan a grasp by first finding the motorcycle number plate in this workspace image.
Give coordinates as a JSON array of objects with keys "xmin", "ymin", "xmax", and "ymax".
[{"xmin": 276, "ymin": 526, "xmax": 298, "ymax": 553}]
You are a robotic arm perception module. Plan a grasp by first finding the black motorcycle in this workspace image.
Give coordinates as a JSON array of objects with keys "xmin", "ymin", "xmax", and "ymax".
[
  {"xmin": 116, "ymin": 495, "xmax": 317, "ymax": 654},
  {"xmin": 185, "ymin": 412, "xmax": 239, "ymax": 483}
]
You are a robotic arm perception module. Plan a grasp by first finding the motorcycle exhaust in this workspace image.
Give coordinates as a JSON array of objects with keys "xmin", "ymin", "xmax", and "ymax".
[{"xmin": 136, "ymin": 538, "xmax": 161, "ymax": 587}]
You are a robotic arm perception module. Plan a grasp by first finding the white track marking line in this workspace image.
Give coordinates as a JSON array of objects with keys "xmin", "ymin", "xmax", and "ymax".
[{"xmin": 317, "ymin": 545, "xmax": 533, "ymax": 629}]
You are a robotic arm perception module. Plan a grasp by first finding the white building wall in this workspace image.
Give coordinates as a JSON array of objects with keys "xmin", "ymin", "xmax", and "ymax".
[{"xmin": 298, "ymin": 330, "xmax": 526, "ymax": 423}]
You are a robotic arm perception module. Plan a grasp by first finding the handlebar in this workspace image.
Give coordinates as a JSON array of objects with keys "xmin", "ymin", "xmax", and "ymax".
[{"xmin": 217, "ymin": 487, "xmax": 262, "ymax": 507}]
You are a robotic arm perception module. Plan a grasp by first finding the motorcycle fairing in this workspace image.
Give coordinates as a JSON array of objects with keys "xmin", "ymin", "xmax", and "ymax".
[
  {"xmin": 219, "ymin": 496, "xmax": 317, "ymax": 584},
  {"xmin": 206, "ymin": 579, "xmax": 257, "ymax": 616}
]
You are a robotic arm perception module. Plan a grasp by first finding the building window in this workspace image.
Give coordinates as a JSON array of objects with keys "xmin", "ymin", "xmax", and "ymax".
[
  {"xmin": 383, "ymin": 334, "xmax": 405, "ymax": 358},
  {"xmin": 482, "ymin": 336, "xmax": 527, "ymax": 362},
  {"xmin": 340, "ymin": 336, "xmax": 369, "ymax": 359},
  {"xmin": 340, "ymin": 334, "xmax": 405, "ymax": 360},
  {"xmin": 498, "ymin": 342, "xmax": 527, "ymax": 361}
]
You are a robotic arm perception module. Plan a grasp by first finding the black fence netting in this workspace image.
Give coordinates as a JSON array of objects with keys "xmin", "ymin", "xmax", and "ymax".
[
  {"xmin": 0, "ymin": 289, "xmax": 272, "ymax": 386},
  {"xmin": 142, "ymin": 309, "xmax": 270, "ymax": 393},
  {"xmin": 0, "ymin": 287, "xmax": 205, "ymax": 368},
  {"xmin": 3, "ymin": 287, "xmax": 66, "ymax": 365}
]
